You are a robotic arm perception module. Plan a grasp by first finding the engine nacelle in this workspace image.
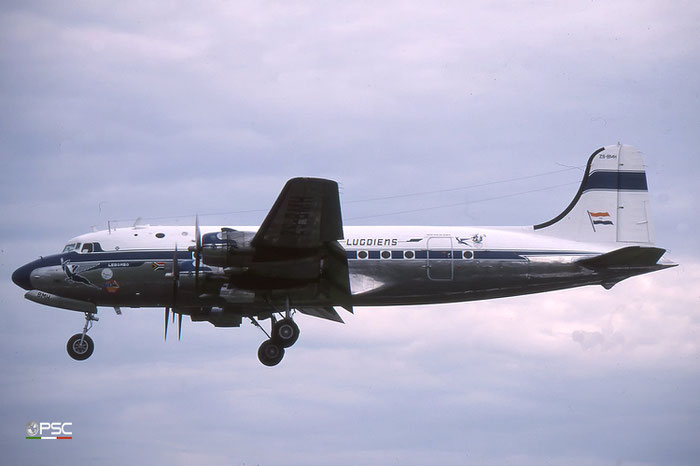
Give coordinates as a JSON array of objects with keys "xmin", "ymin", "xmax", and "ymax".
[
  {"xmin": 200, "ymin": 228, "xmax": 256, "ymax": 268},
  {"xmin": 190, "ymin": 307, "xmax": 243, "ymax": 327}
]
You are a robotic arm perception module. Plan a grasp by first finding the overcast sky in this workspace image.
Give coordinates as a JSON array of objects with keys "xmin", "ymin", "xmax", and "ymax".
[{"xmin": 1, "ymin": 1, "xmax": 699, "ymax": 465}]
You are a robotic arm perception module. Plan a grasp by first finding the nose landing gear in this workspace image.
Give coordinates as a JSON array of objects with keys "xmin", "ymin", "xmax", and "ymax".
[{"xmin": 66, "ymin": 312, "xmax": 98, "ymax": 361}]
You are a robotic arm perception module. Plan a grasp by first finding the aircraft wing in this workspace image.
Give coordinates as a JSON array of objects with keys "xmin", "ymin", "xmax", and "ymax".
[
  {"xmin": 251, "ymin": 177, "xmax": 343, "ymax": 249},
  {"xmin": 244, "ymin": 177, "xmax": 353, "ymax": 315}
]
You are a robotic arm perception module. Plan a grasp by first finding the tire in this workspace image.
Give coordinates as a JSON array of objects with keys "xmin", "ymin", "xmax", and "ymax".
[
  {"xmin": 272, "ymin": 318, "xmax": 300, "ymax": 348},
  {"xmin": 67, "ymin": 334, "xmax": 94, "ymax": 361},
  {"xmin": 257, "ymin": 339, "xmax": 285, "ymax": 366}
]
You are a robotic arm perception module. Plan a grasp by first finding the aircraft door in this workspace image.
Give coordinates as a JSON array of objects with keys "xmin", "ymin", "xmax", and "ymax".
[{"xmin": 426, "ymin": 236, "xmax": 453, "ymax": 280}]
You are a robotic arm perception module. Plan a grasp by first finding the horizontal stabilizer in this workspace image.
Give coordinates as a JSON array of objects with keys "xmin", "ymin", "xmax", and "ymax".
[
  {"xmin": 296, "ymin": 305, "xmax": 345, "ymax": 323},
  {"xmin": 577, "ymin": 246, "xmax": 666, "ymax": 268}
]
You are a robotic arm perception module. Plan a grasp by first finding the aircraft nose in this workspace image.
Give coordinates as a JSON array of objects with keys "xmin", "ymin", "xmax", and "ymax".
[{"xmin": 12, "ymin": 262, "xmax": 34, "ymax": 290}]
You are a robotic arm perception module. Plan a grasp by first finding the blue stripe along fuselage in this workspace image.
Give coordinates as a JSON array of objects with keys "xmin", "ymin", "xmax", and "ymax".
[
  {"xmin": 27, "ymin": 249, "xmax": 596, "ymax": 269},
  {"xmin": 583, "ymin": 171, "xmax": 648, "ymax": 192},
  {"xmin": 344, "ymin": 250, "xmax": 593, "ymax": 260},
  {"xmin": 25, "ymin": 250, "xmax": 195, "ymax": 269}
]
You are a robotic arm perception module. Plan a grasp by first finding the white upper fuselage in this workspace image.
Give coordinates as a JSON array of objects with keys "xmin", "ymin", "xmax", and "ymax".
[{"xmin": 65, "ymin": 225, "xmax": 617, "ymax": 258}]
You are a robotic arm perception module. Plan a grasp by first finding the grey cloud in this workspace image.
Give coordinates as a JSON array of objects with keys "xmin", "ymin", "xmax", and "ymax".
[{"xmin": 572, "ymin": 329, "xmax": 626, "ymax": 351}]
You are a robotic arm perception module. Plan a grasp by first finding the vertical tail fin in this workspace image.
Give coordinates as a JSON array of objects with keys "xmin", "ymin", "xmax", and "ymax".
[{"xmin": 534, "ymin": 144, "xmax": 654, "ymax": 244}]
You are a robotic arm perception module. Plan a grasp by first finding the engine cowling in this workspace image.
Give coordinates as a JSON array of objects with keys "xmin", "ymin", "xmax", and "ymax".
[
  {"xmin": 200, "ymin": 228, "xmax": 256, "ymax": 268},
  {"xmin": 190, "ymin": 307, "xmax": 243, "ymax": 327}
]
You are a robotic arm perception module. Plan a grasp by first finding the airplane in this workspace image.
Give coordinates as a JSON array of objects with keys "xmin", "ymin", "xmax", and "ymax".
[{"xmin": 12, "ymin": 143, "xmax": 676, "ymax": 366}]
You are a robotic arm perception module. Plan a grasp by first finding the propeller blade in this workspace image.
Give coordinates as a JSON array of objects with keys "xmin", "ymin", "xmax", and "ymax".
[
  {"xmin": 164, "ymin": 307, "xmax": 170, "ymax": 341},
  {"xmin": 194, "ymin": 215, "xmax": 201, "ymax": 289},
  {"xmin": 172, "ymin": 245, "xmax": 179, "ymax": 304},
  {"xmin": 173, "ymin": 245, "xmax": 180, "ymax": 277},
  {"xmin": 178, "ymin": 312, "xmax": 183, "ymax": 341},
  {"xmin": 195, "ymin": 214, "xmax": 201, "ymax": 252}
]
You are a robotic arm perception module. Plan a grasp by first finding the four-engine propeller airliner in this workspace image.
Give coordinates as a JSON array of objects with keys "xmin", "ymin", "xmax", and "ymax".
[{"xmin": 12, "ymin": 144, "xmax": 675, "ymax": 366}]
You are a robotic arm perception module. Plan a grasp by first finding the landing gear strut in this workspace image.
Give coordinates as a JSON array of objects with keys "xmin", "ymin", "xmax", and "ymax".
[
  {"xmin": 254, "ymin": 299, "xmax": 301, "ymax": 366},
  {"xmin": 66, "ymin": 312, "xmax": 98, "ymax": 361}
]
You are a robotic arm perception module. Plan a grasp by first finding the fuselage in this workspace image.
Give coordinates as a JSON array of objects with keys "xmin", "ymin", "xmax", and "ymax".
[{"xmin": 12, "ymin": 224, "xmax": 637, "ymax": 311}]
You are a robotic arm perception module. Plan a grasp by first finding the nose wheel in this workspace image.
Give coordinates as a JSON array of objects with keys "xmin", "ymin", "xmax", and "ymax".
[
  {"xmin": 67, "ymin": 333, "xmax": 94, "ymax": 360},
  {"xmin": 66, "ymin": 312, "xmax": 98, "ymax": 361}
]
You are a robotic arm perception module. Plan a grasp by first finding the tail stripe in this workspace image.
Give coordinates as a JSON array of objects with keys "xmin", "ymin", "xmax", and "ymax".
[{"xmin": 584, "ymin": 171, "xmax": 648, "ymax": 192}]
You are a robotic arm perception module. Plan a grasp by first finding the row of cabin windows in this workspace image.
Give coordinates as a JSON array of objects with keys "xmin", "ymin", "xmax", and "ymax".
[{"xmin": 355, "ymin": 250, "xmax": 474, "ymax": 260}]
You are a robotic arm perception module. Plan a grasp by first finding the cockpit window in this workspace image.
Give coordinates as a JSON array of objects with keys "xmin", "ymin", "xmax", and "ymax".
[
  {"xmin": 62, "ymin": 243, "xmax": 79, "ymax": 252},
  {"xmin": 81, "ymin": 243, "xmax": 94, "ymax": 253}
]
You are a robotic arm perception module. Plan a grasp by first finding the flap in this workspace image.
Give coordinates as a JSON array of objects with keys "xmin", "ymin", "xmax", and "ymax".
[{"xmin": 296, "ymin": 305, "xmax": 345, "ymax": 323}]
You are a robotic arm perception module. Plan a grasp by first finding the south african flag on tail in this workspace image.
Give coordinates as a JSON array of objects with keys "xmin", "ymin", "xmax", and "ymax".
[{"xmin": 588, "ymin": 211, "xmax": 613, "ymax": 232}]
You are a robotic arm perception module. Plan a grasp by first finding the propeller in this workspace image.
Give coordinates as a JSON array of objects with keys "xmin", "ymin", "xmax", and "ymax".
[
  {"xmin": 165, "ymin": 245, "xmax": 180, "ymax": 341},
  {"xmin": 172, "ymin": 244, "xmax": 180, "ymax": 299},
  {"xmin": 193, "ymin": 214, "xmax": 202, "ymax": 289},
  {"xmin": 164, "ymin": 308, "xmax": 183, "ymax": 341}
]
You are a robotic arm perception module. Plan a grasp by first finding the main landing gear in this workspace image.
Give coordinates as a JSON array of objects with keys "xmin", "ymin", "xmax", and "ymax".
[
  {"xmin": 66, "ymin": 312, "xmax": 98, "ymax": 361},
  {"xmin": 254, "ymin": 312, "xmax": 301, "ymax": 367}
]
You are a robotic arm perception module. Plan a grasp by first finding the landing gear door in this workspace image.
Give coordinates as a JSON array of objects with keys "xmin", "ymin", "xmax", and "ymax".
[{"xmin": 426, "ymin": 236, "xmax": 453, "ymax": 280}]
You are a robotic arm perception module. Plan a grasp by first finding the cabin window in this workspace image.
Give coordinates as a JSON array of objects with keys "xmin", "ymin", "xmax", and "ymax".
[
  {"xmin": 381, "ymin": 250, "xmax": 391, "ymax": 259},
  {"xmin": 463, "ymin": 250, "xmax": 473, "ymax": 259},
  {"xmin": 155, "ymin": 233, "xmax": 165, "ymax": 238},
  {"xmin": 358, "ymin": 250, "xmax": 368, "ymax": 260},
  {"xmin": 404, "ymin": 250, "xmax": 415, "ymax": 259}
]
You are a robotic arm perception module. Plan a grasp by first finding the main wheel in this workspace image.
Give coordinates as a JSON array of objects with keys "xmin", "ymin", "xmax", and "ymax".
[
  {"xmin": 272, "ymin": 318, "xmax": 300, "ymax": 348},
  {"xmin": 67, "ymin": 334, "xmax": 94, "ymax": 361},
  {"xmin": 257, "ymin": 339, "xmax": 285, "ymax": 366}
]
